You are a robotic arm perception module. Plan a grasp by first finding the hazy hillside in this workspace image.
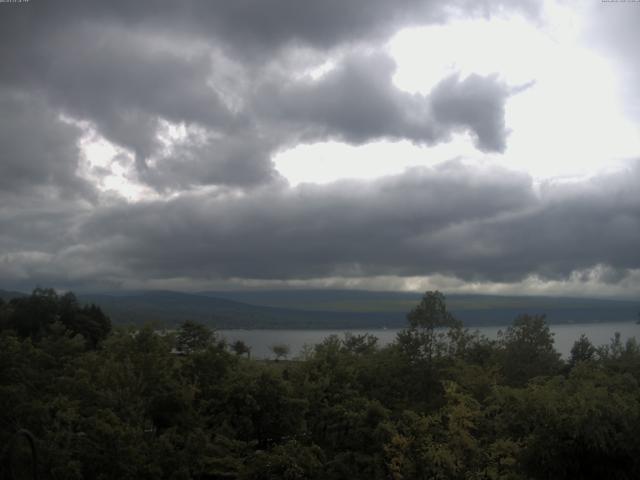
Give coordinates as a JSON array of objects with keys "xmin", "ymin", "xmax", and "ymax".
[
  {"xmin": 77, "ymin": 291, "xmax": 400, "ymax": 329},
  {"xmin": 202, "ymin": 289, "xmax": 640, "ymax": 326},
  {"xmin": 83, "ymin": 290, "xmax": 640, "ymax": 328},
  {"xmin": 201, "ymin": 289, "xmax": 639, "ymax": 312},
  {"xmin": 0, "ymin": 289, "xmax": 27, "ymax": 301},
  {"xmin": 3, "ymin": 288, "xmax": 638, "ymax": 328}
]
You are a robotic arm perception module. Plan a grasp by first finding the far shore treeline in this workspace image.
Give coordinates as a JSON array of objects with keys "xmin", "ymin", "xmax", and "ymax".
[{"xmin": 2, "ymin": 288, "xmax": 640, "ymax": 479}]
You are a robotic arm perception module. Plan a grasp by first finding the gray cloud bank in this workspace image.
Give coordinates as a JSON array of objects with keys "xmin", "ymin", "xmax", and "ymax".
[{"xmin": 2, "ymin": 160, "xmax": 639, "ymax": 294}]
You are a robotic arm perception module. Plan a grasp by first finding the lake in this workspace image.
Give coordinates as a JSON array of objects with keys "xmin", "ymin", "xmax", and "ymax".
[{"xmin": 219, "ymin": 322, "xmax": 640, "ymax": 359}]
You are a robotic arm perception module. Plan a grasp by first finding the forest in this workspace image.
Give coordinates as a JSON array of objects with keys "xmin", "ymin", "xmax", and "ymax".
[{"xmin": 2, "ymin": 288, "xmax": 640, "ymax": 479}]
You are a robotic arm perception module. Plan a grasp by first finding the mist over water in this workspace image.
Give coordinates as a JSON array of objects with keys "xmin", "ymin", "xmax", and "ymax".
[{"xmin": 220, "ymin": 322, "xmax": 640, "ymax": 359}]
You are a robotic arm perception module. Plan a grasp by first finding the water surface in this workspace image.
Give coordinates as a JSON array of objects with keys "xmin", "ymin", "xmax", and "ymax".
[{"xmin": 220, "ymin": 322, "xmax": 640, "ymax": 359}]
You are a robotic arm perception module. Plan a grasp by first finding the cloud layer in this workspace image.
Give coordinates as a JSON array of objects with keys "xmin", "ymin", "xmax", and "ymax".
[
  {"xmin": 0, "ymin": 0, "xmax": 638, "ymax": 297},
  {"xmin": 2, "ymin": 160, "xmax": 639, "ymax": 295}
]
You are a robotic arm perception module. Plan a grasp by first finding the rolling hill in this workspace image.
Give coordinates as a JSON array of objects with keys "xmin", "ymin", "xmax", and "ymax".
[{"xmin": 2, "ymin": 288, "xmax": 638, "ymax": 329}]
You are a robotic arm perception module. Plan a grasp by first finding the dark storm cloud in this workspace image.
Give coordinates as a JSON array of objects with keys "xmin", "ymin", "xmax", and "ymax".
[
  {"xmin": 254, "ymin": 53, "xmax": 513, "ymax": 152},
  {"xmin": 2, "ymin": 158, "xmax": 638, "ymax": 290},
  {"xmin": 172, "ymin": 0, "xmax": 539, "ymax": 55},
  {"xmin": 1, "ymin": 20, "xmax": 242, "ymax": 170},
  {"xmin": 74, "ymin": 161, "xmax": 536, "ymax": 280},
  {"xmin": 142, "ymin": 133, "xmax": 284, "ymax": 190},
  {"xmin": 0, "ymin": 0, "xmax": 529, "ymax": 192},
  {"xmin": 430, "ymin": 74, "xmax": 511, "ymax": 152},
  {"xmin": 0, "ymin": 203, "xmax": 86, "ymax": 255},
  {"xmin": 0, "ymin": 89, "xmax": 93, "ymax": 199},
  {"xmin": 0, "ymin": 1, "xmax": 541, "ymax": 57},
  {"xmin": 58, "ymin": 160, "xmax": 638, "ymax": 286}
]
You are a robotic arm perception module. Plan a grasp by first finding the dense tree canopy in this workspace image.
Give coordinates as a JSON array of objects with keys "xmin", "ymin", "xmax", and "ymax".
[
  {"xmin": 497, "ymin": 313, "xmax": 563, "ymax": 386},
  {"xmin": 1, "ymin": 288, "xmax": 111, "ymax": 347},
  {"xmin": 1, "ymin": 289, "xmax": 640, "ymax": 479},
  {"xmin": 175, "ymin": 320, "xmax": 216, "ymax": 354},
  {"xmin": 230, "ymin": 340, "xmax": 251, "ymax": 358}
]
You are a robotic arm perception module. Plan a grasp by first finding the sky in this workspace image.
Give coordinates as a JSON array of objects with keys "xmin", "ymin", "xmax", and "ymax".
[{"xmin": 0, "ymin": 0, "xmax": 639, "ymax": 298}]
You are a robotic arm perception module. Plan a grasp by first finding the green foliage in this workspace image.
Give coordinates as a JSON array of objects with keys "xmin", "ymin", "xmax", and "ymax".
[
  {"xmin": 175, "ymin": 320, "xmax": 215, "ymax": 354},
  {"xmin": 241, "ymin": 440, "xmax": 324, "ymax": 480},
  {"xmin": 231, "ymin": 339, "xmax": 251, "ymax": 358},
  {"xmin": 490, "ymin": 364, "xmax": 640, "ymax": 479},
  {"xmin": 497, "ymin": 313, "xmax": 562, "ymax": 386},
  {"xmin": 384, "ymin": 382, "xmax": 484, "ymax": 480},
  {"xmin": 60, "ymin": 293, "xmax": 112, "ymax": 349},
  {"xmin": 342, "ymin": 332, "xmax": 378, "ymax": 355},
  {"xmin": 270, "ymin": 343, "xmax": 291, "ymax": 361},
  {"xmin": 569, "ymin": 334, "xmax": 597, "ymax": 366},
  {"xmin": 1, "ymin": 288, "xmax": 111, "ymax": 347},
  {"xmin": 1, "ymin": 288, "xmax": 640, "ymax": 479},
  {"xmin": 398, "ymin": 291, "xmax": 464, "ymax": 363}
]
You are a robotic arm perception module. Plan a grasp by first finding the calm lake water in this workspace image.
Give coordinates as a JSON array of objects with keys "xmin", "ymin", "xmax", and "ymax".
[{"xmin": 220, "ymin": 322, "xmax": 640, "ymax": 359}]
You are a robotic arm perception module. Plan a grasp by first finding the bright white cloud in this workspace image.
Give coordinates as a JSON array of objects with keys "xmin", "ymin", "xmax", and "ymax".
[
  {"xmin": 389, "ymin": 16, "xmax": 541, "ymax": 93},
  {"xmin": 75, "ymin": 124, "xmax": 157, "ymax": 202},
  {"xmin": 274, "ymin": 136, "xmax": 478, "ymax": 185},
  {"xmin": 275, "ymin": 2, "xmax": 640, "ymax": 186}
]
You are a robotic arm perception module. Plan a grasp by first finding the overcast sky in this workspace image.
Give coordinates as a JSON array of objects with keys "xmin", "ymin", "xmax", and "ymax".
[{"xmin": 1, "ymin": 0, "xmax": 639, "ymax": 298}]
